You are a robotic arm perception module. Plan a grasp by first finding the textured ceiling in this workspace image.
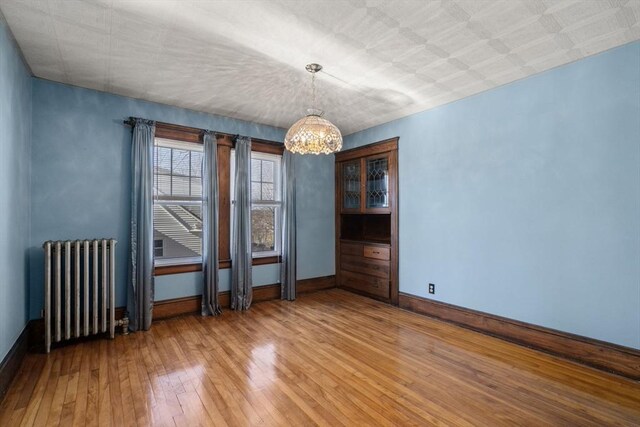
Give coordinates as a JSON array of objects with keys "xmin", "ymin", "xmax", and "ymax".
[{"xmin": 1, "ymin": 0, "xmax": 639, "ymax": 135}]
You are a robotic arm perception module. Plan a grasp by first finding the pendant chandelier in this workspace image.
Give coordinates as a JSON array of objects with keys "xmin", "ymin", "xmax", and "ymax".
[{"xmin": 284, "ymin": 63, "xmax": 343, "ymax": 155}]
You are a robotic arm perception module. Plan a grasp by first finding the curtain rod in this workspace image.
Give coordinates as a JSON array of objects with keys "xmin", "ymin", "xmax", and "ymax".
[
  {"xmin": 123, "ymin": 116, "xmax": 232, "ymax": 139},
  {"xmin": 123, "ymin": 116, "xmax": 283, "ymax": 147}
]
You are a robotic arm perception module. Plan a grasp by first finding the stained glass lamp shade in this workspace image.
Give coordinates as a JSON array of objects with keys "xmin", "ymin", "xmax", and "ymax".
[
  {"xmin": 284, "ymin": 63, "xmax": 343, "ymax": 155},
  {"xmin": 284, "ymin": 109, "xmax": 342, "ymax": 155}
]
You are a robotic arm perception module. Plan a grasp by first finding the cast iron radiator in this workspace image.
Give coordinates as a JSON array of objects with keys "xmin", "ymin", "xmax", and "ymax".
[{"xmin": 42, "ymin": 239, "xmax": 129, "ymax": 353}]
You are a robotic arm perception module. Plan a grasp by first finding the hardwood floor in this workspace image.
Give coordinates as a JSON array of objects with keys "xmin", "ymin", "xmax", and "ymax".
[{"xmin": 1, "ymin": 289, "xmax": 639, "ymax": 426}]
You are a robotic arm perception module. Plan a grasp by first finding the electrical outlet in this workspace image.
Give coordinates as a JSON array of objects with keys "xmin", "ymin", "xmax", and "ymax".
[{"xmin": 428, "ymin": 283, "xmax": 435, "ymax": 294}]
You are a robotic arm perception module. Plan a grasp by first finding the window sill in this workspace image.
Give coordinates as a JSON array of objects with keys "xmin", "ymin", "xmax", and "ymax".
[
  {"xmin": 154, "ymin": 256, "xmax": 281, "ymax": 276},
  {"xmin": 252, "ymin": 255, "xmax": 281, "ymax": 266},
  {"xmin": 155, "ymin": 263, "xmax": 202, "ymax": 276}
]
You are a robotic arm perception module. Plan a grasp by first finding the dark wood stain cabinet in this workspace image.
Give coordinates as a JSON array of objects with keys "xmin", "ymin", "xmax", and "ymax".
[{"xmin": 335, "ymin": 138, "xmax": 399, "ymax": 304}]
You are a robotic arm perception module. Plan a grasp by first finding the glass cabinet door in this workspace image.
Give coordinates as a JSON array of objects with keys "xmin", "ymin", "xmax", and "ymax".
[
  {"xmin": 342, "ymin": 160, "xmax": 361, "ymax": 210},
  {"xmin": 366, "ymin": 156, "xmax": 389, "ymax": 209}
]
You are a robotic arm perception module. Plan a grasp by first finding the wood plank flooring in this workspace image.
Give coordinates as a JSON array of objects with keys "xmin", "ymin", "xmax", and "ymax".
[{"xmin": 1, "ymin": 289, "xmax": 639, "ymax": 426}]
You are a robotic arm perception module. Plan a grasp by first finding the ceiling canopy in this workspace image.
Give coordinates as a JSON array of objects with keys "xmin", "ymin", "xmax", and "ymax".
[{"xmin": 1, "ymin": 0, "xmax": 638, "ymax": 134}]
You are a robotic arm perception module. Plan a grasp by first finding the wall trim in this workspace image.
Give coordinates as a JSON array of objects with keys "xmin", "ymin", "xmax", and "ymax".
[
  {"xmin": 0, "ymin": 324, "xmax": 30, "ymax": 404},
  {"xmin": 151, "ymin": 275, "xmax": 336, "ymax": 320},
  {"xmin": 152, "ymin": 283, "xmax": 280, "ymax": 319},
  {"xmin": 297, "ymin": 275, "xmax": 336, "ymax": 293},
  {"xmin": 398, "ymin": 292, "xmax": 640, "ymax": 380}
]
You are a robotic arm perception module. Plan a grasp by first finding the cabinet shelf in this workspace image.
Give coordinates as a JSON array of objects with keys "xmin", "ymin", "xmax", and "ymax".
[
  {"xmin": 340, "ymin": 238, "xmax": 390, "ymax": 245},
  {"xmin": 340, "ymin": 214, "xmax": 391, "ymax": 244}
]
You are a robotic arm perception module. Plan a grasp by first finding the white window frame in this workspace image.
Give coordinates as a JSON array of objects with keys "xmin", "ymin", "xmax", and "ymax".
[
  {"xmin": 153, "ymin": 137, "xmax": 203, "ymax": 267},
  {"xmin": 230, "ymin": 150, "xmax": 282, "ymax": 258},
  {"xmin": 154, "ymin": 239, "xmax": 164, "ymax": 258}
]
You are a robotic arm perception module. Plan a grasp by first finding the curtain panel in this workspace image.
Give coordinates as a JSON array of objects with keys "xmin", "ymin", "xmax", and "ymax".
[
  {"xmin": 202, "ymin": 131, "xmax": 222, "ymax": 315},
  {"xmin": 127, "ymin": 119, "xmax": 155, "ymax": 331},
  {"xmin": 231, "ymin": 136, "xmax": 253, "ymax": 310},
  {"xmin": 280, "ymin": 151, "xmax": 297, "ymax": 300}
]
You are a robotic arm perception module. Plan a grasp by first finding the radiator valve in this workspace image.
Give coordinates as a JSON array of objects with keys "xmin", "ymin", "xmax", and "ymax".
[{"xmin": 115, "ymin": 316, "xmax": 130, "ymax": 335}]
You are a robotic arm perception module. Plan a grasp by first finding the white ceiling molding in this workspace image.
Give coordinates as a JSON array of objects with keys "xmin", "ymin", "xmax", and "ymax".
[{"xmin": 1, "ymin": 0, "xmax": 638, "ymax": 134}]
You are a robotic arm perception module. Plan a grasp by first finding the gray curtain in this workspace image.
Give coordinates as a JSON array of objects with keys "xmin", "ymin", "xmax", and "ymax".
[
  {"xmin": 202, "ymin": 131, "xmax": 221, "ymax": 316},
  {"xmin": 127, "ymin": 118, "xmax": 155, "ymax": 331},
  {"xmin": 231, "ymin": 136, "xmax": 253, "ymax": 310},
  {"xmin": 280, "ymin": 151, "xmax": 297, "ymax": 300}
]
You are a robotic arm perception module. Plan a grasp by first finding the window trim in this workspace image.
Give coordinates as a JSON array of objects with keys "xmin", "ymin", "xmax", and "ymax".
[
  {"xmin": 155, "ymin": 256, "xmax": 202, "ymax": 267},
  {"xmin": 155, "ymin": 263, "xmax": 202, "ymax": 276}
]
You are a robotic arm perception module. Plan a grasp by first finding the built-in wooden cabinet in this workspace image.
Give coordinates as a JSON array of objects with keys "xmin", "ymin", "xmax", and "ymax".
[{"xmin": 335, "ymin": 138, "xmax": 398, "ymax": 304}]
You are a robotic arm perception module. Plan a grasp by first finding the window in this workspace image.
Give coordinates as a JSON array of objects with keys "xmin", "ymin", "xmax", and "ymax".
[
  {"xmin": 150, "ymin": 122, "xmax": 283, "ymax": 274},
  {"xmin": 154, "ymin": 239, "xmax": 164, "ymax": 257},
  {"xmin": 153, "ymin": 138, "xmax": 203, "ymax": 266},
  {"xmin": 231, "ymin": 151, "xmax": 282, "ymax": 258}
]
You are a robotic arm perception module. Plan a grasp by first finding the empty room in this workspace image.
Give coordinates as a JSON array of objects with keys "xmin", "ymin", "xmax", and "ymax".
[{"xmin": 1, "ymin": 0, "xmax": 639, "ymax": 425}]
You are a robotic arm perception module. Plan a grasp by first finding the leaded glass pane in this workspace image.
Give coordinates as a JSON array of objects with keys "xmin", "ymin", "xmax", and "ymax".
[
  {"xmin": 342, "ymin": 161, "xmax": 360, "ymax": 209},
  {"xmin": 366, "ymin": 157, "xmax": 389, "ymax": 208}
]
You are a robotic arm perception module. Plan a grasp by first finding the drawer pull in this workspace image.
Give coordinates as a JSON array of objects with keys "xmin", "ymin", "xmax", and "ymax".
[{"xmin": 363, "ymin": 246, "xmax": 390, "ymax": 260}]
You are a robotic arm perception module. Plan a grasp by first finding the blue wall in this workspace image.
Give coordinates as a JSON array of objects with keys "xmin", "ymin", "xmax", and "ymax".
[
  {"xmin": 30, "ymin": 79, "xmax": 335, "ymax": 318},
  {"xmin": 296, "ymin": 154, "xmax": 335, "ymax": 280},
  {"xmin": 345, "ymin": 42, "xmax": 640, "ymax": 349},
  {"xmin": 155, "ymin": 264, "xmax": 281, "ymax": 301},
  {"xmin": 0, "ymin": 19, "xmax": 32, "ymax": 361}
]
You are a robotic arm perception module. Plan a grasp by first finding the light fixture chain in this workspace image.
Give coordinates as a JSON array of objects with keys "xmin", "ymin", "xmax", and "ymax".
[{"xmin": 311, "ymin": 72, "xmax": 316, "ymax": 109}]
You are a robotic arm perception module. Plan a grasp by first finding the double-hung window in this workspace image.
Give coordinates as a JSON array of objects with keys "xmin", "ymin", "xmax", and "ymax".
[
  {"xmin": 153, "ymin": 137, "xmax": 203, "ymax": 266},
  {"xmin": 150, "ymin": 122, "xmax": 284, "ymax": 274},
  {"xmin": 231, "ymin": 150, "xmax": 282, "ymax": 258}
]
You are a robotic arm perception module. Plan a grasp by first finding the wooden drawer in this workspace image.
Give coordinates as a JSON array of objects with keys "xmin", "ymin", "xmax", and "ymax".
[
  {"xmin": 340, "ymin": 270, "xmax": 390, "ymax": 299},
  {"xmin": 341, "ymin": 242, "xmax": 363, "ymax": 256},
  {"xmin": 341, "ymin": 254, "xmax": 389, "ymax": 279},
  {"xmin": 363, "ymin": 245, "xmax": 390, "ymax": 260}
]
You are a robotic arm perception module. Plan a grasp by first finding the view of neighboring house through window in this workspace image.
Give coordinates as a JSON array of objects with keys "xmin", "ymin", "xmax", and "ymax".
[
  {"xmin": 231, "ymin": 150, "xmax": 282, "ymax": 257},
  {"xmin": 153, "ymin": 138, "xmax": 203, "ymax": 265},
  {"xmin": 153, "ymin": 239, "xmax": 164, "ymax": 257}
]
